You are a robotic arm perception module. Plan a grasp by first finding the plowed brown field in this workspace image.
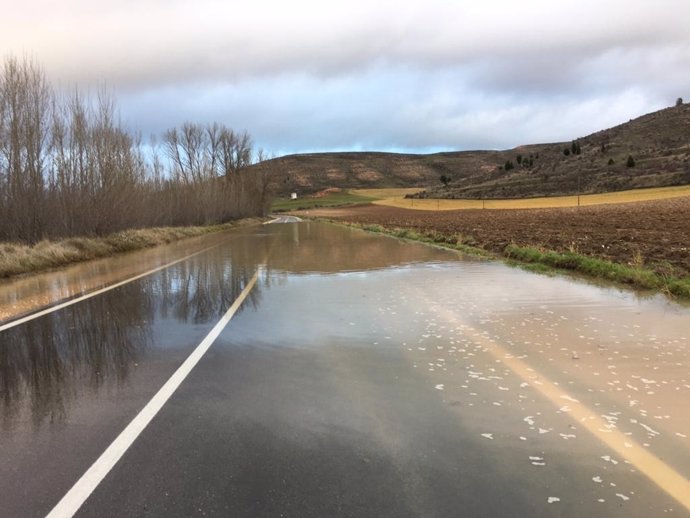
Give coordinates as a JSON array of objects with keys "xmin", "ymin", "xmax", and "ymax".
[{"xmin": 305, "ymin": 196, "xmax": 690, "ymax": 276}]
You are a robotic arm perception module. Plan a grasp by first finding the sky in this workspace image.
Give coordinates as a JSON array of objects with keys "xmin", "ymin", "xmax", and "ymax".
[{"xmin": 2, "ymin": 0, "xmax": 689, "ymax": 156}]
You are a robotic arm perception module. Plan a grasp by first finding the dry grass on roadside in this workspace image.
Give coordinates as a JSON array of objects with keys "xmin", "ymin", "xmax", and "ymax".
[{"xmin": 0, "ymin": 220, "xmax": 261, "ymax": 279}]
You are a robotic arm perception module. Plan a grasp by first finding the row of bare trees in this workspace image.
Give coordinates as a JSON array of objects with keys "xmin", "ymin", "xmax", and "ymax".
[{"xmin": 0, "ymin": 56, "xmax": 269, "ymax": 243}]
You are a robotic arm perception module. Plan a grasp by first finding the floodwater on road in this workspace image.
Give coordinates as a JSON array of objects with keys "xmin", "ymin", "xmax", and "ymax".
[{"xmin": 1, "ymin": 221, "xmax": 689, "ymax": 517}]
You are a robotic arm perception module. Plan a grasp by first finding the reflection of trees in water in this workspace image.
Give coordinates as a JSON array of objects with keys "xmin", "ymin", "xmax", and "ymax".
[
  {"xmin": 0, "ymin": 283, "xmax": 151, "ymax": 429},
  {"xmin": 0, "ymin": 243, "xmax": 265, "ymax": 430},
  {"xmin": 156, "ymin": 243, "xmax": 265, "ymax": 324}
]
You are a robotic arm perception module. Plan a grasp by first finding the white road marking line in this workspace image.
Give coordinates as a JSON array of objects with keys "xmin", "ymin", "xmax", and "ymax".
[
  {"xmin": 0, "ymin": 245, "xmax": 219, "ymax": 333},
  {"xmin": 264, "ymin": 216, "xmax": 302, "ymax": 224},
  {"xmin": 46, "ymin": 269, "xmax": 260, "ymax": 518}
]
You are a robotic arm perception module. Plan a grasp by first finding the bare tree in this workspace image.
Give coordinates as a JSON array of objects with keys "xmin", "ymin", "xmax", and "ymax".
[
  {"xmin": 0, "ymin": 55, "xmax": 268, "ymax": 242},
  {"xmin": 0, "ymin": 56, "xmax": 52, "ymax": 242}
]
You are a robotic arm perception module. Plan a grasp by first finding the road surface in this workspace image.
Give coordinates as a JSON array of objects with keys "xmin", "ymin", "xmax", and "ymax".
[{"xmin": 1, "ymin": 221, "xmax": 689, "ymax": 517}]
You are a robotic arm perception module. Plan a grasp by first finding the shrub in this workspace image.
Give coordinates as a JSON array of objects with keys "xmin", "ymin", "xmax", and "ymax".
[
  {"xmin": 627, "ymin": 155, "xmax": 636, "ymax": 168},
  {"xmin": 563, "ymin": 148, "xmax": 571, "ymax": 156},
  {"xmin": 505, "ymin": 160, "xmax": 515, "ymax": 171},
  {"xmin": 608, "ymin": 158, "xmax": 615, "ymax": 166}
]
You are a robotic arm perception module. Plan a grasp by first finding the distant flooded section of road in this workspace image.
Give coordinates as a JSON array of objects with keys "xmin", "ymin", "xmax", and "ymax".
[{"xmin": 1, "ymin": 221, "xmax": 689, "ymax": 517}]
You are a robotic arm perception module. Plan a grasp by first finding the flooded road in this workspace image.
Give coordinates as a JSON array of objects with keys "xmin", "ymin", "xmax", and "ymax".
[{"xmin": 1, "ymin": 222, "xmax": 689, "ymax": 517}]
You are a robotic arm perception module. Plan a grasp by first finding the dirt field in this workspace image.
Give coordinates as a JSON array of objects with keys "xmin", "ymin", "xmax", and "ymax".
[{"xmin": 305, "ymin": 196, "xmax": 690, "ymax": 277}]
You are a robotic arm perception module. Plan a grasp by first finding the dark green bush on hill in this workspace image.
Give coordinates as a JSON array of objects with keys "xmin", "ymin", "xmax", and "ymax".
[{"xmin": 627, "ymin": 155, "xmax": 636, "ymax": 167}]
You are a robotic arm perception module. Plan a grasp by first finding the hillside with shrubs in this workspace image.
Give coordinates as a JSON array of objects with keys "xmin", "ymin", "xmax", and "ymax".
[{"xmin": 254, "ymin": 101, "xmax": 690, "ymax": 199}]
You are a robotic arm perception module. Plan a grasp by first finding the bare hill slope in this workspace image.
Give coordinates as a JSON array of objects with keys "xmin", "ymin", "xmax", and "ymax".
[{"xmin": 253, "ymin": 103, "xmax": 690, "ymax": 198}]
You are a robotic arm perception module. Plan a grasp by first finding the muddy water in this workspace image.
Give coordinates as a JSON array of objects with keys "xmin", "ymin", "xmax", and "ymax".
[{"xmin": 1, "ymin": 221, "xmax": 690, "ymax": 517}]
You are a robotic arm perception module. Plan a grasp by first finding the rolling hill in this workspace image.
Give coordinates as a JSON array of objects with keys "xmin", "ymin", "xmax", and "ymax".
[{"xmin": 252, "ymin": 102, "xmax": 690, "ymax": 199}]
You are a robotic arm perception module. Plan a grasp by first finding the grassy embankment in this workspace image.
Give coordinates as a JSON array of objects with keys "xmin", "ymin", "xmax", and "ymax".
[
  {"xmin": 502, "ymin": 244, "xmax": 690, "ymax": 299},
  {"xmin": 271, "ymin": 191, "xmax": 377, "ymax": 212},
  {"xmin": 323, "ymin": 221, "xmax": 690, "ymax": 300},
  {"xmin": 0, "ymin": 219, "xmax": 262, "ymax": 279}
]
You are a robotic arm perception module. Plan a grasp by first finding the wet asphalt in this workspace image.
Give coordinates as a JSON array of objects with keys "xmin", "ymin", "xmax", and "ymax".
[{"xmin": 1, "ymin": 221, "xmax": 690, "ymax": 517}]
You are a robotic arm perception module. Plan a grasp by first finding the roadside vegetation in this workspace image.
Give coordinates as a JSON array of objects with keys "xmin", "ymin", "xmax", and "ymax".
[
  {"xmin": 503, "ymin": 245, "xmax": 690, "ymax": 299},
  {"xmin": 0, "ymin": 55, "xmax": 270, "ymax": 247}
]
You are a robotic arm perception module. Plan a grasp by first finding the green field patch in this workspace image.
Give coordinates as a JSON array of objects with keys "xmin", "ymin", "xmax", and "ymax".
[
  {"xmin": 503, "ymin": 244, "xmax": 690, "ymax": 299},
  {"xmin": 272, "ymin": 191, "xmax": 376, "ymax": 212}
]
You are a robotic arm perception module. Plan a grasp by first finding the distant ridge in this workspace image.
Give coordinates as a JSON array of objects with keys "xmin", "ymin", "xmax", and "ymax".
[{"xmin": 252, "ymin": 103, "xmax": 690, "ymax": 199}]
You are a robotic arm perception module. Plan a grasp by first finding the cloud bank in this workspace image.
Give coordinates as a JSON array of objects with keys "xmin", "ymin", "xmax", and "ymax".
[{"xmin": 3, "ymin": 0, "xmax": 689, "ymax": 153}]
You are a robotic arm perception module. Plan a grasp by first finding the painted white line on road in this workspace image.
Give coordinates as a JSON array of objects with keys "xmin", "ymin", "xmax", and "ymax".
[
  {"xmin": 0, "ymin": 245, "xmax": 219, "ymax": 333},
  {"xmin": 264, "ymin": 216, "xmax": 302, "ymax": 224},
  {"xmin": 46, "ymin": 269, "xmax": 259, "ymax": 518}
]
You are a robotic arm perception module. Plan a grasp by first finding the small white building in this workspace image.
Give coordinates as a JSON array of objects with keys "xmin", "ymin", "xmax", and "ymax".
[{"xmin": 290, "ymin": 192, "xmax": 298, "ymax": 200}]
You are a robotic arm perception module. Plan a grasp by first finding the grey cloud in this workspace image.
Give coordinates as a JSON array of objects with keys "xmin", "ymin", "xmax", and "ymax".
[
  {"xmin": 3, "ymin": 0, "xmax": 688, "ymax": 153},
  {"xmin": 118, "ymin": 67, "xmax": 661, "ymax": 154},
  {"xmin": 3, "ymin": 0, "xmax": 689, "ymax": 87}
]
